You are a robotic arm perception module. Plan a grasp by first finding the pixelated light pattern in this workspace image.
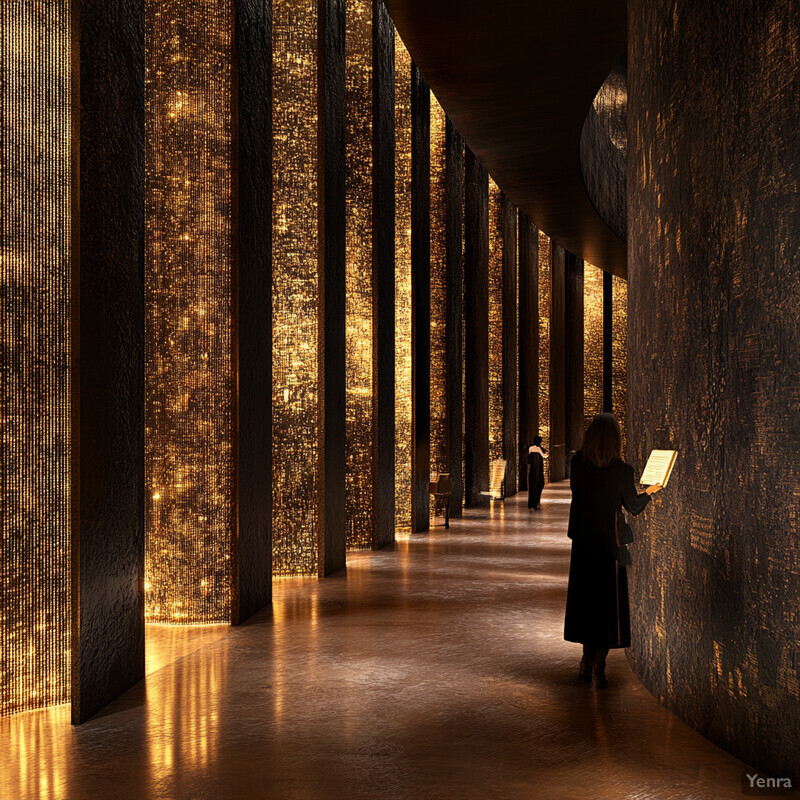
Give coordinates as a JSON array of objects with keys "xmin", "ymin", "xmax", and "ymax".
[
  {"xmin": 272, "ymin": 0, "xmax": 321, "ymax": 574},
  {"xmin": 144, "ymin": 0, "xmax": 234, "ymax": 622},
  {"xmin": 0, "ymin": 1, "xmax": 71, "ymax": 715},
  {"xmin": 394, "ymin": 29, "xmax": 412, "ymax": 531},
  {"xmin": 345, "ymin": 0, "xmax": 374, "ymax": 550},
  {"xmin": 584, "ymin": 263, "xmax": 604, "ymax": 433},
  {"xmin": 612, "ymin": 275, "xmax": 628, "ymax": 458},
  {"xmin": 488, "ymin": 179, "xmax": 504, "ymax": 464},
  {"xmin": 537, "ymin": 230, "xmax": 551, "ymax": 484},
  {"xmin": 429, "ymin": 94, "xmax": 447, "ymax": 479}
]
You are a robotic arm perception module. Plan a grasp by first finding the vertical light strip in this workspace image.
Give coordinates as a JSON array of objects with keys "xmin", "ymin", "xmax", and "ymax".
[
  {"xmin": 583, "ymin": 263, "xmax": 604, "ymax": 432},
  {"xmin": 612, "ymin": 275, "xmax": 628, "ymax": 458},
  {"xmin": 429, "ymin": 94, "xmax": 447, "ymax": 478},
  {"xmin": 487, "ymin": 179, "xmax": 503, "ymax": 463},
  {"xmin": 144, "ymin": 0, "xmax": 234, "ymax": 622},
  {"xmin": 537, "ymin": 230, "xmax": 551, "ymax": 484},
  {"xmin": 0, "ymin": 1, "xmax": 72, "ymax": 715},
  {"xmin": 345, "ymin": 0, "xmax": 374, "ymax": 550},
  {"xmin": 273, "ymin": 0, "xmax": 320, "ymax": 574},
  {"xmin": 394, "ymin": 30, "xmax": 412, "ymax": 531}
]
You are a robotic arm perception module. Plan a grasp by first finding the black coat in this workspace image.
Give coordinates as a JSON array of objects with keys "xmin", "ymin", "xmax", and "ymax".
[
  {"xmin": 527, "ymin": 449, "xmax": 545, "ymax": 508},
  {"xmin": 564, "ymin": 452, "xmax": 650, "ymax": 648}
]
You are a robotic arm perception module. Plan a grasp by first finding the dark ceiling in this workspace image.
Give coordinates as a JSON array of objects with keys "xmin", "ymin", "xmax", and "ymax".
[{"xmin": 384, "ymin": 0, "xmax": 628, "ymax": 277}]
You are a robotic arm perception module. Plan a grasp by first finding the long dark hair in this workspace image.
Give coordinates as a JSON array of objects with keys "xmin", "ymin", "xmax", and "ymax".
[{"xmin": 579, "ymin": 413, "xmax": 622, "ymax": 468}]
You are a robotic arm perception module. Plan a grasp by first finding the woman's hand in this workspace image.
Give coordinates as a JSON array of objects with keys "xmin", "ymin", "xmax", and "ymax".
[{"xmin": 645, "ymin": 484, "xmax": 663, "ymax": 495}]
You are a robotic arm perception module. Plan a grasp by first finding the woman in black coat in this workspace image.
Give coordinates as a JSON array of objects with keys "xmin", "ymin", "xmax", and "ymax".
[
  {"xmin": 564, "ymin": 413, "xmax": 661, "ymax": 688},
  {"xmin": 527, "ymin": 436, "xmax": 547, "ymax": 510}
]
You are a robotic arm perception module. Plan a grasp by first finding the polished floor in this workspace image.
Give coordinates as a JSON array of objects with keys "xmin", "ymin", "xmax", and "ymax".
[{"xmin": 1, "ymin": 484, "xmax": 753, "ymax": 800}]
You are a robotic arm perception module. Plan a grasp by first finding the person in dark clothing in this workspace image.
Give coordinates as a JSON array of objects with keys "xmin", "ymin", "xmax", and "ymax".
[
  {"xmin": 527, "ymin": 436, "xmax": 547, "ymax": 510},
  {"xmin": 564, "ymin": 413, "xmax": 661, "ymax": 689}
]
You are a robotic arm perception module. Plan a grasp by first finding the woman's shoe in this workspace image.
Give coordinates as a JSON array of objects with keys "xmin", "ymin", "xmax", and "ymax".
[
  {"xmin": 591, "ymin": 666, "xmax": 608, "ymax": 689},
  {"xmin": 578, "ymin": 657, "xmax": 591, "ymax": 681}
]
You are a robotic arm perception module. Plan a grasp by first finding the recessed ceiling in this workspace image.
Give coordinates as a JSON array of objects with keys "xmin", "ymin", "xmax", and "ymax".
[{"xmin": 384, "ymin": 0, "xmax": 628, "ymax": 277}]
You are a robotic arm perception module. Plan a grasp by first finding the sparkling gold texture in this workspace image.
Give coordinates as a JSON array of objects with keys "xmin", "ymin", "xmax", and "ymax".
[
  {"xmin": 345, "ymin": 0, "xmax": 374, "ymax": 550},
  {"xmin": 612, "ymin": 275, "xmax": 628, "ymax": 457},
  {"xmin": 144, "ymin": 0, "xmax": 233, "ymax": 623},
  {"xmin": 488, "ymin": 179, "xmax": 503, "ymax": 463},
  {"xmin": 394, "ymin": 30, "xmax": 412, "ymax": 530},
  {"xmin": 0, "ymin": 1, "xmax": 71, "ymax": 715},
  {"xmin": 429, "ymin": 94, "xmax": 447, "ymax": 476},
  {"xmin": 537, "ymin": 231, "xmax": 551, "ymax": 484},
  {"xmin": 583, "ymin": 263, "xmax": 604, "ymax": 432},
  {"xmin": 273, "ymin": 0, "xmax": 321, "ymax": 574}
]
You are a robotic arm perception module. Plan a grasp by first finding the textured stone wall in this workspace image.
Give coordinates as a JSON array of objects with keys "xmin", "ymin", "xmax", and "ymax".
[{"xmin": 627, "ymin": 0, "xmax": 800, "ymax": 781}]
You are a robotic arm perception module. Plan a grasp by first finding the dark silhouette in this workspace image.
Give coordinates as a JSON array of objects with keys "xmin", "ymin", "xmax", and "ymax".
[
  {"xmin": 527, "ymin": 436, "xmax": 546, "ymax": 510},
  {"xmin": 564, "ymin": 413, "xmax": 661, "ymax": 688}
]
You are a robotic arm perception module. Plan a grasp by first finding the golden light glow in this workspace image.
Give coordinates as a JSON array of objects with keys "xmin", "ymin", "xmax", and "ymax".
[
  {"xmin": 345, "ymin": 0, "xmax": 374, "ymax": 550},
  {"xmin": 394, "ymin": 30, "xmax": 412, "ymax": 530},
  {"xmin": 612, "ymin": 276, "xmax": 628, "ymax": 458},
  {"xmin": 584, "ymin": 263, "xmax": 604, "ymax": 431},
  {"xmin": 488, "ymin": 179, "xmax": 503, "ymax": 462},
  {"xmin": 429, "ymin": 94, "xmax": 447, "ymax": 477},
  {"xmin": 0, "ymin": 2, "xmax": 71, "ymax": 715},
  {"xmin": 144, "ymin": 0, "xmax": 233, "ymax": 623},
  {"xmin": 273, "ymin": 0, "xmax": 321, "ymax": 574},
  {"xmin": 537, "ymin": 231, "xmax": 551, "ymax": 484}
]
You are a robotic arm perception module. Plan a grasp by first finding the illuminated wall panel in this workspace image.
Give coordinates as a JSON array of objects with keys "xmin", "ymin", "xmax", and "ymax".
[
  {"xmin": 0, "ymin": 1, "xmax": 71, "ymax": 715},
  {"xmin": 611, "ymin": 275, "xmax": 628, "ymax": 458},
  {"xmin": 584, "ymin": 263, "xmax": 604, "ymax": 432},
  {"xmin": 429, "ymin": 94, "xmax": 447, "ymax": 478},
  {"xmin": 144, "ymin": 0, "xmax": 233, "ymax": 622},
  {"xmin": 394, "ymin": 30, "xmax": 412, "ymax": 530},
  {"xmin": 345, "ymin": 0, "xmax": 374, "ymax": 550},
  {"xmin": 273, "ymin": 0, "xmax": 321, "ymax": 573},
  {"xmin": 487, "ymin": 179, "xmax": 504, "ymax": 463},
  {"xmin": 537, "ymin": 231, "xmax": 551, "ymax": 484}
]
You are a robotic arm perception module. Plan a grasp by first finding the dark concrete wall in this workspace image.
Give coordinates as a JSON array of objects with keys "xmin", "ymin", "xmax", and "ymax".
[
  {"xmin": 445, "ymin": 118, "xmax": 464, "ymax": 514},
  {"xmin": 464, "ymin": 148, "xmax": 489, "ymax": 506},
  {"xmin": 548, "ymin": 243, "xmax": 566, "ymax": 481},
  {"xmin": 372, "ymin": 0, "xmax": 396, "ymax": 550},
  {"xmin": 628, "ymin": 0, "xmax": 800, "ymax": 781},
  {"xmin": 321, "ymin": 0, "xmax": 347, "ymax": 575},
  {"xmin": 501, "ymin": 196, "xmax": 518, "ymax": 494},
  {"xmin": 564, "ymin": 251, "xmax": 584, "ymax": 459},
  {"xmin": 518, "ymin": 215, "xmax": 538, "ymax": 491},
  {"xmin": 233, "ymin": 0, "xmax": 272, "ymax": 624},
  {"xmin": 71, "ymin": 0, "xmax": 145, "ymax": 724},
  {"xmin": 411, "ymin": 63, "xmax": 431, "ymax": 533}
]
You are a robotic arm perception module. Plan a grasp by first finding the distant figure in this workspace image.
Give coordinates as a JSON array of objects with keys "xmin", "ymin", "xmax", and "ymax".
[
  {"xmin": 527, "ymin": 436, "xmax": 547, "ymax": 510},
  {"xmin": 564, "ymin": 413, "xmax": 661, "ymax": 689}
]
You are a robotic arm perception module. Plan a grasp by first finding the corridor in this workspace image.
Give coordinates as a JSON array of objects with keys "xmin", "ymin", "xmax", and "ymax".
[{"xmin": 1, "ymin": 485, "xmax": 750, "ymax": 800}]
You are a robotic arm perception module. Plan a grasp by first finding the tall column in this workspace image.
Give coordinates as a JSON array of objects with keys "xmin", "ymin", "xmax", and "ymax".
[
  {"xmin": 549, "ymin": 242, "xmax": 566, "ymax": 481},
  {"xmin": 464, "ymin": 148, "xmax": 489, "ymax": 505},
  {"xmin": 445, "ymin": 118, "xmax": 464, "ymax": 513},
  {"xmin": 233, "ymin": 0, "xmax": 273, "ymax": 622},
  {"xmin": 502, "ymin": 196, "xmax": 518, "ymax": 494},
  {"xmin": 372, "ymin": 0, "xmax": 396, "ymax": 550},
  {"xmin": 410, "ymin": 63, "xmax": 430, "ymax": 532},
  {"xmin": 602, "ymin": 268, "xmax": 613, "ymax": 412},
  {"xmin": 565, "ymin": 251, "xmax": 584, "ymax": 463},
  {"xmin": 72, "ymin": 0, "xmax": 145, "ymax": 724},
  {"xmin": 518, "ymin": 215, "xmax": 539, "ymax": 491}
]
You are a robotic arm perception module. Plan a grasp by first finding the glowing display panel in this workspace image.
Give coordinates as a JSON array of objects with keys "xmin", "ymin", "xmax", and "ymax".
[
  {"xmin": 344, "ymin": 0, "xmax": 374, "ymax": 550},
  {"xmin": 0, "ymin": 1, "xmax": 72, "ymax": 715},
  {"xmin": 537, "ymin": 231, "xmax": 551, "ymax": 484},
  {"xmin": 612, "ymin": 275, "xmax": 628, "ymax": 457},
  {"xmin": 144, "ymin": 0, "xmax": 234, "ymax": 622},
  {"xmin": 394, "ymin": 30, "xmax": 412, "ymax": 530},
  {"xmin": 273, "ymin": 0, "xmax": 321, "ymax": 574},
  {"xmin": 584, "ymin": 263, "xmax": 604, "ymax": 432},
  {"xmin": 429, "ymin": 94, "xmax": 447, "ymax": 477},
  {"xmin": 488, "ymin": 179, "xmax": 503, "ymax": 463}
]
